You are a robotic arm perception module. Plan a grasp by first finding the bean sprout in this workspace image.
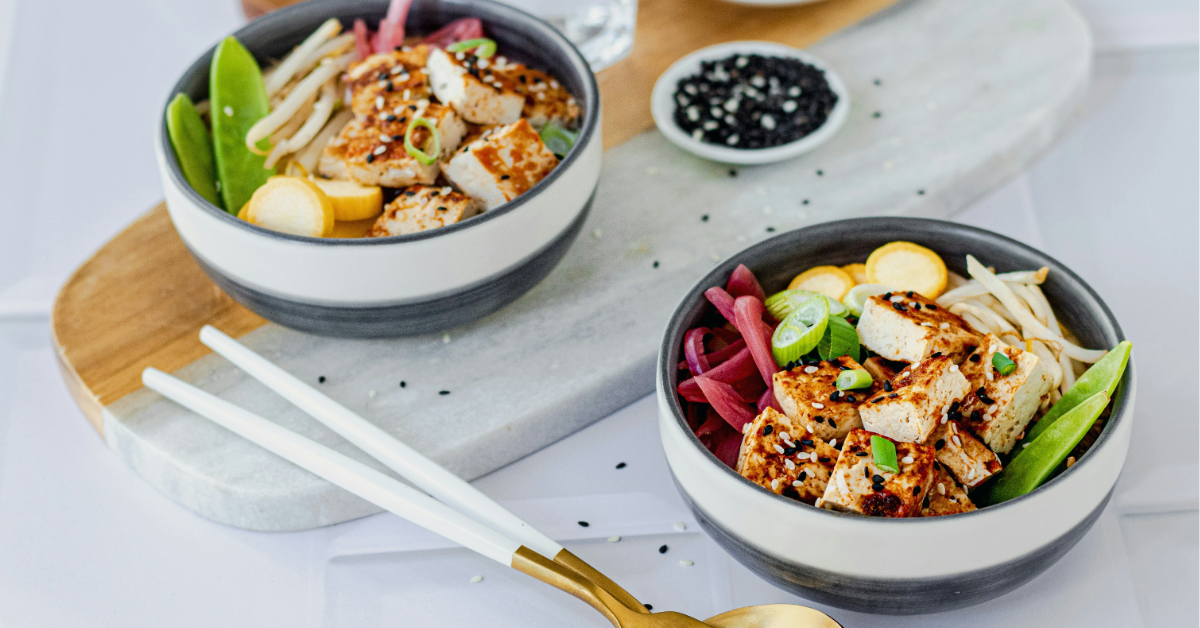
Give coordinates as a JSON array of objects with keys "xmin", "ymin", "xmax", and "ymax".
[
  {"xmin": 265, "ymin": 80, "xmax": 339, "ymax": 168},
  {"xmin": 263, "ymin": 18, "xmax": 342, "ymax": 98},
  {"xmin": 247, "ymin": 54, "xmax": 352, "ymax": 153},
  {"xmin": 293, "ymin": 107, "xmax": 354, "ymax": 173}
]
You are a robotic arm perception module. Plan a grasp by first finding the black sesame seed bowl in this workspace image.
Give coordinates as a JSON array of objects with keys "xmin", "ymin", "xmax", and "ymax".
[
  {"xmin": 650, "ymin": 41, "xmax": 849, "ymax": 165},
  {"xmin": 655, "ymin": 217, "xmax": 1135, "ymax": 614}
]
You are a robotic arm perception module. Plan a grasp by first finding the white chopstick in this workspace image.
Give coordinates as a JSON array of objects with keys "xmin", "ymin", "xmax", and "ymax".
[
  {"xmin": 197, "ymin": 325, "xmax": 564, "ymax": 560},
  {"xmin": 142, "ymin": 367, "xmax": 521, "ymax": 565}
]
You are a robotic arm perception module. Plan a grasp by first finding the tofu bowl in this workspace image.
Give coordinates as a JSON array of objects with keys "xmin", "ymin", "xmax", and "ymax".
[
  {"xmin": 656, "ymin": 217, "xmax": 1135, "ymax": 614},
  {"xmin": 157, "ymin": 0, "xmax": 601, "ymax": 337}
]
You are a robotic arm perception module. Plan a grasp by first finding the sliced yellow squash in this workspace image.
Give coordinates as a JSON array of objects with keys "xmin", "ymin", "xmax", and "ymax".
[
  {"xmin": 865, "ymin": 241, "xmax": 948, "ymax": 298},
  {"xmin": 311, "ymin": 179, "xmax": 384, "ymax": 221},
  {"xmin": 787, "ymin": 265, "xmax": 855, "ymax": 300},
  {"xmin": 330, "ymin": 217, "xmax": 377, "ymax": 238},
  {"xmin": 841, "ymin": 263, "xmax": 868, "ymax": 285},
  {"xmin": 237, "ymin": 202, "xmax": 250, "ymax": 221},
  {"xmin": 246, "ymin": 177, "xmax": 335, "ymax": 237}
]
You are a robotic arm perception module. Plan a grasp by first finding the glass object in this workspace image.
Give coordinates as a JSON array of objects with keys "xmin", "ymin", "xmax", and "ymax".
[{"xmin": 501, "ymin": 0, "xmax": 637, "ymax": 71}]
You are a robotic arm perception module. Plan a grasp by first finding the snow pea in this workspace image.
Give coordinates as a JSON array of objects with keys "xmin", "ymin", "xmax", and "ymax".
[
  {"xmin": 1025, "ymin": 340, "xmax": 1131, "ymax": 442},
  {"xmin": 987, "ymin": 391, "xmax": 1110, "ymax": 504},
  {"xmin": 166, "ymin": 94, "xmax": 222, "ymax": 209},
  {"xmin": 210, "ymin": 36, "xmax": 274, "ymax": 214}
]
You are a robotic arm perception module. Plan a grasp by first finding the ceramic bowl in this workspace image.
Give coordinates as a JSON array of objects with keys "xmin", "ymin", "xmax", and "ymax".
[
  {"xmin": 157, "ymin": 0, "xmax": 601, "ymax": 337},
  {"xmin": 656, "ymin": 217, "xmax": 1135, "ymax": 614},
  {"xmin": 650, "ymin": 41, "xmax": 848, "ymax": 165}
]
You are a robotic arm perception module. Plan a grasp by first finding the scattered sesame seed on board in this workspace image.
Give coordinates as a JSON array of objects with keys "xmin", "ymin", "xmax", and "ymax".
[
  {"xmin": 470, "ymin": 575, "xmax": 483, "ymax": 584},
  {"xmin": 439, "ymin": 390, "xmax": 450, "ymax": 395},
  {"xmin": 318, "ymin": 376, "xmax": 326, "ymax": 384},
  {"xmin": 615, "ymin": 462, "xmax": 627, "ymax": 469},
  {"xmin": 673, "ymin": 522, "xmax": 687, "ymax": 531},
  {"xmin": 679, "ymin": 560, "xmax": 694, "ymax": 567},
  {"xmin": 578, "ymin": 521, "xmax": 589, "ymax": 527},
  {"xmin": 659, "ymin": 544, "xmax": 669, "ymax": 554},
  {"xmin": 608, "ymin": 535, "xmax": 621, "ymax": 543}
]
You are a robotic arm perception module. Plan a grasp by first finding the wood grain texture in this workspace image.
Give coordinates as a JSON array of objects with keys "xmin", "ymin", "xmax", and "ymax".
[{"xmin": 51, "ymin": 0, "xmax": 898, "ymax": 436}]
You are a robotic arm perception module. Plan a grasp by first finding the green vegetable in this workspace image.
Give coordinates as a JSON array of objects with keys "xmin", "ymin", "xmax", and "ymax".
[
  {"xmin": 836, "ymin": 369, "xmax": 873, "ymax": 390},
  {"xmin": 765, "ymin": 289, "xmax": 848, "ymax": 321},
  {"xmin": 992, "ymin": 352, "xmax": 1017, "ymax": 376},
  {"xmin": 771, "ymin": 297, "xmax": 829, "ymax": 366},
  {"xmin": 1025, "ymin": 341, "xmax": 1131, "ymax": 442},
  {"xmin": 539, "ymin": 120, "xmax": 579, "ymax": 156},
  {"xmin": 446, "ymin": 38, "xmax": 497, "ymax": 58},
  {"xmin": 817, "ymin": 314, "xmax": 860, "ymax": 362},
  {"xmin": 166, "ymin": 93, "xmax": 223, "ymax": 209},
  {"xmin": 871, "ymin": 435, "xmax": 899, "ymax": 474},
  {"xmin": 404, "ymin": 117, "xmax": 441, "ymax": 166},
  {"xmin": 841, "ymin": 283, "xmax": 891, "ymax": 317},
  {"xmin": 987, "ymin": 392, "xmax": 1110, "ymax": 503},
  {"xmin": 210, "ymin": 36, "xmax": 274, "ymax": 213}
]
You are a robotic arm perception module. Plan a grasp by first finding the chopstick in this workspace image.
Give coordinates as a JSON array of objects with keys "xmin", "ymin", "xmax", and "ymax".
[
  {"xmin": 142, "ymin": 367, "xmax": 522, "ymax": 565},
  {"xmin": 197, "ymin": 325, "xmax": 564, "ymax": 560}
]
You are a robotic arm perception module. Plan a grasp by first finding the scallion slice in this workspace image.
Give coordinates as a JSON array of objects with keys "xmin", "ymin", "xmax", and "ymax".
[
  {"xmin": 771, "ymin": 297, "xmax": 829, "ymax": 367},
  {"xmin": 446, "ymin": 38, "xmax": 497, "ymax": 58},
  {"xmin": 992, "ymin": 352, "xmax": 1017, "ymax": 376},
  {"xmin": 817, "ymin": 314, "xmax": 860, "ymax": 362},
  {"xmin": 836, "ymin": 369, "xmax": 873, "ymax": 390},
  {"xmin": 871, "ymin": 435, "xmax": 899, "ymax": 474},
  {"xmin": 766, "ymin": 289, "xmax": 848, "ymax": 321},
  {"xmin": 539, "ymin": 120, "xmax": 578, "ymax": 156},
  {"xmin": 404, "ymin": 117, "xmax": 441, "ymax": 166}
]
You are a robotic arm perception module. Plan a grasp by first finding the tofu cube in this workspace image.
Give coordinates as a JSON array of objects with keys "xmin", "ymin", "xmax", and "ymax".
[
  {"xmin": 444, "ymin": 119, "xmax": 559, "ymax": 209},
  {"xmin": 427, "ymin": 48, "xmax": 524, "ymax": 124},
  {"xmin": 859, "ymin": 355, "xmax": 971, "ymax": 443},
  {"xmin": 818, "ymin": 429, "xmax": 937, "ymax": 517},
  {"xmin": 736, "ymin": 407, "xmax": 838, "ymax": 505},
  {"xmin": 857, "ymin": 291, "xmax": 982, "ymax": 363},
  {"xmin": 366, "ymin": 186, "xmax": 484, "ymax": 237},
  {"xmin": 772, "ymin": 355, "xmax": 879, "ymax": 443},
  {"xmin": 318, "ymin": 104, "xmax": 466, "ymax": 188},
  {"xmin": 344, "ymin": 47, "xmax": 433, "ymax": 118},
  {"xmin": 496, "ymin": 63, "xmax": 581, "ymax": 127},
  {"xmin": 957, "ymin": 334, "xmax": 1053, "ymax": 454},
  {"xmin": 920, "ymin": 465, "xmax": 977, "ymax": 517},
  {"xmin": 925, "ymin": 419, "xmax": 1001, "ymax": 487}
]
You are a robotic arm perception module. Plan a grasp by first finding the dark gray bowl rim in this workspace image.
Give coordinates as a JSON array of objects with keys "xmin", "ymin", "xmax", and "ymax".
[
  {"xmin": 160, "ymin": 0, "xmax": 600, "ymax": 247},
  {"xmin": 659, "ymin": 216, "xmax": 1133, "ymax": 525}
]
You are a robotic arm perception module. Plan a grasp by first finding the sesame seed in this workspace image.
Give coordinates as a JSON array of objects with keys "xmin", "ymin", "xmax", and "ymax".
[
  {"xmin": 890, "ymin": 295, "xmax": 904, "ymax": 303},
  {"xmin": 952, "ymin": 435, "xmax": 962, "ymax": 447},
  {"xmin": 949, "ymin": 364, "xmax": 959, "ymax": 372},
  {"xmin": 779, "ymin": 431, "xmax": 790, "ymax": 442},
  {"xmin": 223, "ymin": 106, "xmax": 234, "ymax": 117},
  {"xmin": 400, "ymin": 381, "xmax": 406, "ymax": 388},
  {"xmin": 774, "ymin": 444, "xmax": 785, "ymax": 454},
  {"xmin": 763, "ymin": 425, "xmax": 773, "ymax": 435},
  {"xmin": 939, "ymin": 322, "xmax": 950, "ymax": 330},
  {"xmin": 937, "ymin": 483, "xmax": 946, "ymax": 495},
  {"xmin": 318, "ymin": 376, "xmax": 326, "ymax": 383},
  {"xmin": 578, "ymin": 521, "xmax": 589, "ymax": 527},
  {"xmin": 375, "ymin": 96, "xmax": 385, "ymax": 109},
  {"xmin": 812, "ymin": 402, "xmax": 824, "ymax": 409},
  {"xmin": 804, "ymin": 366, "xmax": 818, "ymax": 374},
  {"xmin": 829, "ymin": 439, "xmax": 837, "ymax": 447},
  {"xmin": 373, "ymin": 145, "xmax": 387, "ymax": 156},
  {"xmin": 439, "ymin": 390, "xmax": 450, "ymax": 395},
  {"xmin": 470, "ymin": 575, "xmax": 484, "ymax": 583},
  {"xmin": 679, "ymin": 560, "xmax": 694, "ymax": 567},
  {"xmin": 674, "ymin": 522, "xmax": 687, "ymax": 531},
  {"xmin": 659, "ymin": 544, "xmax": 669, "ymax": 554},
  {"xmin": 380, "ymin": 134, "xmax": 392, "ymax": 143},
  {"xmin": 608, "ymin": 535, "xmax": 621, "ymax": 543},
  {"xmin": 792, "ymin": 480, "xmax": 803, "ymax": 487},
  {"xmin": 902, "ymin": 455, "xmax": 914, "ymax": 464},
  {"xmin": 796, "ymin": 451, "xmax": 810, "ymax": 461},
  {"xmin": 784, "ymin": 459, "xmax": 795, "ymax": 470},
  {"xmin": 855, "ymin": 451, "xmax": 868, "ymax": 457}
]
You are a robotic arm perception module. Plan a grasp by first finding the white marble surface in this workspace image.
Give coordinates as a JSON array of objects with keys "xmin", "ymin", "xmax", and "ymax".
[
  {"xmin": 106, "ymin": 0, "xmax": 1091, "ymax": 531},
  {"xmin": 0, "ymin": 0, "xmax": 1195, "ymax": 626}
]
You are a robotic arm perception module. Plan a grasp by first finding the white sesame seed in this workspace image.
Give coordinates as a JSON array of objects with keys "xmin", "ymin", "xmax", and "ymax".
[
  {"xmin": 940, "ymin": 416, "xmax": 948, "ymax": 424},
  {"xmin": 922, "ymin": 322, "xmax": 933, "ymax": 327},
  {"xmin": 536, "ymin": 92, "xmax": 545, "ymax": 101},
  {"xmin": 937, "ymin": 483, "xmax": 946, "ymax": 495},
  {"xmin": 950, "ymin": 364, "xmax": 959, "ymax": 372},
  {"xmin": 742, "ymin": 422, "xmax": 752, "ymax": 434},
  {"xmin": 911, "ymin": 360, "xmax": 920, "ymax": 369},
  {"xmin": 477, "ymin": 59, "xmax": 489, "ymax": 69},
  {"xmin": 890, "ymin": 295, "xmax": 904, "ymax": 303},
  {"xmin": 902, "ymin": 455, "xmax": 914, "ymax": 464},
  {"xmin": 592, "ymin": 229, "xmax": 603, "ymax": 238},
  {"xmin": 680, "ymin": 559, "xmax": 694, "ymax": 567},
  {"xmin": 443, "ymin": 333, "xmax": 451, "ymax": 343},
  {"xmin": 368, "ymin": 390, "xmax": 377, "ymax": 398},
  {"xmin": 950, "ymin": 422, "xmax": 958, "ymax": 433},
  {"xmin": 380, "ymin": 134, "xmax": 393, "ymax": 143},
  {"xmin": 788, "ymin": 86, "xmax": 801, "ymax": 96},
  {"xmin": 373, "ymin": 145, "xmax": 387, "ymax": 155},
  {"xmin": 939, "ymin": 322, "xmax": 950, "ymax": 330},
  {"xmin": 726, "ymin": 134, "xmax": 739, "ymax": 145},
  {"xmin": 770, "ymin": 479, "xmax": 779, "ymax": 490},
  {"xmin": 375, "ymin": 96, "xmax": 385, "ymax": 109},
  {"xmin": 723, "ymin": 99, "xmax": 739, "ymax": 113},
  {"xmin": 796, "ymin": 451, "xmax": 810, "ymax": 461},
  {"xmin": 703, "ymin": 120, "xmax": 718, "ymax": 130},
  {"xmin": 470, "ymin": 575, "xmax": 484, "ymax": 583},
  {"xmin": 782, "ymin": 100, "xmax": 797, "ymax": 113},
  {"xmin": 686, "ymin": 106, "xmax": 700, "ymax": 121},
  {"xmin": 674, "ymin": 521, "xmax": 687, "ymax": 531},
  {"xmin": 455, "ymin": 52, "xmax": 466, "ymax": 60},
  {"xmin": 390, "ymin": 65, "xmax": 405, "ymax": 75},
  {"xmin": 812, "ymin": 402, "xmax": 824, "ymax": 409},
  {"xmin": 761, "ymin": 114, "xmax": 776, "ymax": 130},
  {"xmin": 402, "ymin": 89, "xmax": 411, "ymax": 100},
  {"xmin": 967, "ymin": 469, "xmax": 977, "ymax": 480},
  {"xmin": 793, "ymin": 480, "xmax": 803, "ymax": 487},
  {"xmin": 550, "ymin": 80, "xmax": 559, "ymax": 89},
  {"xmin": 784, "ymin": 459, "xmax": 795, "ymax": 470},
  {"xmin": 952, "ymin": 435, "xmax": 962, "ymax": 447},
  {"xmin": 829, "ymin": 439, "xmax": 837, "ymax": 447},
  {"xmin": 778, "ymin": 431, "xmax": 791, "ymax": 442},
  {"xmin": 774, "ymin": 444, "xmax": 785, "ymax": 454},
  {"xmin": 1023, "ymin": 442, "xmax": 1032, "ymax": 448},
  {"xmin": 691, "ymin": 129, "xmax": 704, "ymax": 141},
  {"xmin": 988, "ymin": 404, "xmax": 998, "ymax": 413},
  {"xmin": 986, "ymin": 371, "xmax": 995, "ymax": 381},
  {"xmin": 736, "ymin": 56, "xmax": 748, "ymax": 68},
  {"xmin": 607, "ymin": 535, "xmax": 621, "ymax": 543},
  {"xmin": 378, "ymin": 79, "xmax": 389, "ymax": 89},
  {"xmin": 223, "ymin": 106, "xmax": 234, "ymax": 117},
  {"xmin": 804, "ymin": 366, "xmax": 818, "ymax": 374}
]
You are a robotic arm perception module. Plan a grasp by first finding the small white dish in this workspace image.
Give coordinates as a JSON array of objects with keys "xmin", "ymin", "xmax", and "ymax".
[{"xmin": 650, "ymin": 41, "xmax": 849, "ymax": 165}]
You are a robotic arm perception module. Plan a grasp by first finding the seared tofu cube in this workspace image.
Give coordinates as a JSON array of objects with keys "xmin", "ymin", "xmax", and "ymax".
[
  {"xmin": 444, "ymin": 119, "xmax": 559, "ymax": 209},
  {"xmin": 318, "ymin": 104, "xmax": 466, "ymax": 187},
  {"xmin": 818, "ymin": 429, "xmax": 936, "ymax": 517},
  {"xmin": 345, "ymin": 47, "xmax": 433, "ymax": 117},
  {"xmin": 857, "ymin": 291, "xmax": 982, "ymax": 363},
  {"xmin": 925, "ymin": 419, "xmax": 1001, "ymax": 487},
  {"xmin": 773, "ymin": 355, "xmax": 879, "ymax": 443},
  {"xmin": 859, "ymin": 355, "xmax": 971, "ymax": 443},
  {"xmin": 366, "ymin": 186, "xmax": 484, "ymax": 237},
  {"xmin": 957, "ymin": 334, "xmax": 1053, "ymax": 454},
  {"xmin": 736, "ymin": 407, "xmax": 838, "ymax": 504},
  {"xmin": 496, "ymin": 63, "xmax": 581, "ymax": 127},
  {"xmin": 427, "ymin": 48, "xmax": 524, "ymax": 124},
  {"xmin": 920, "ymin": 466, "xmax": 976, "ymax": 517}
]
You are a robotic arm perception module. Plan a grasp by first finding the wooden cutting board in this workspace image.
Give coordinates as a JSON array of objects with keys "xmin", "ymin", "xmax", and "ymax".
[{"xmin": 53, "ymin": 0, "xmax": 902, "ymax": 439}]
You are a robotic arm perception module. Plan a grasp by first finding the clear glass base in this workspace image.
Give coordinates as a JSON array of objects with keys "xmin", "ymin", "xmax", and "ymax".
[{"xmin": 501, "ymin": 0, "xmax": 637, "ymax": 71}]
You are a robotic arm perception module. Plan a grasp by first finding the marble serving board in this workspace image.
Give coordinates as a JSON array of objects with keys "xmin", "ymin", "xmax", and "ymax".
[{"xmin": 96, "ymin": 0, "xmax": 1090, "ymax": 531}]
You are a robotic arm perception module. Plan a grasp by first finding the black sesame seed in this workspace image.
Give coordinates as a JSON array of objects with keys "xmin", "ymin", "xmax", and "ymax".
[
  {"xmin": 883, "ymin": 380, "xmax": 893, "ymax": 392},
  {"xmin": 855, "ymin": 451, "xmax": 869, "ymax": 457},
  {"xmin": 913, "ymin": 303, "xmax": 922, "ymax": 310},
  {"xmin": 872, "ymin": 474, "xmax": 884, "ymax": 483},
  {"xmin": 874, "ymin": 79, "xmax": 882, "ymax": 86},
  {"xmin": 931, "ymin": 351, "xmax": 942, "ymax": 358},
  {"xmin": 797, "ymin": 471, "xmax": 807, "ymax": 482},
  {"xmin": 872, "ymin": 483, "xmax": 884, "ymax": 492},
  {"xmin": 844, "ymin": 396, "xmax": 855, "ymax": 404},
  {"xmin": 934, "ymin": 439, "xmax": 946, "ymax": 450},
  {"xmin": 864, "ymin": 466, "xmax": 871, "ymax": 478},
  {"xmin": 917, "ymin": 189, "xmax": 926, "ymax": 195},
  {"xmin": 763, "ymin": 425, "xmax": 774, "ymax": 435},
  {"xmin": 883, "ymin": 292, "xmax": 893, "ymax": 300},
  {"xmin": 948, "ymin": 410, "xmax": 962, "ymax": 421},
  {"xmin": 436, "ymin": 206, "xmax": 447, "ymax": 211},
  {"xmin": 659, "ymin": 545, "xmax": 669, "ymax": 554},
  {"xmin": 927, "ymin": 304, "xmax": 938, "ymax": 310},
  {"xmin": 872, "ymin": 397, "xmax": 883, "ymax": 403},
  {"xmin": 783, "ymin": 446, "xmax": 797, "ymax": 456},
  {"xmin": 653, "ymin": 261, "xmax": 660, "ymax": 268},
  {"xmin": 888, "ymin": 393, "xmax": 899, "ymax": 399},
  {"xmin": 644, "ymin": 604, "xmax": 653, "ymax": 611},
  {"xmin": 829, "ymin": 391, "xmax": 841, "ymax": 401},
  {"xmin": 318, "ymin": 376, "xmax": 326, "ymax": 384},
  {"xmin": 701, "ymin": 214, "xmax": 709, "ymax": 222},
  {"xmin": 405, "ymin": 190, "xmax": 416, "ymax": 196},
  {"xmin": 365, "ymin": 154, "xmax": 375, "ymax": 163},
  {"xmin": 439, "ymin": 390, "xmax": 450, "ymax": 395},
  {"xmin": 728, "ymin": 169, "xmax": 738, "ymax": 177},
  {"xmin": 872, "ymin": 111, "xmax": 881, "ymax": 118},
  {"xmin": 829, "ymin": 419, "xmax": 837, "ymax": 429},
  {"xmin": 816, "ymin": 169, "xmax": 824, "ymax": 176},
  {"xmin": 971, "ymin": 410, "xmax": 983, "ymax": 421},
  {"xmin": 906, "ymin": 291, "xmax": 914, "ymax": 298},
  {"xmin": 814, "ymin": 416, "xmax": 824, "ymax": 423},
  {"xmin": 579, "ymin": 521, "xmax": 590, "ymax": 527},
  {"xmin": 801, "ymin": 439, "xmax": 814, "ymax": 446},
  {"xmin": 616, "ymin": 462, "xmax": 627, "ymax": 469},
  {"xmin": 400, "ymin": 381, "xmax": 407, "ymax": 388},
  {"xmin": 766, "ymin": 227, "xmax": 775, "ymax": 233},
  {"xmin": 818, "ymin": 457, "xmax": 831, "ymax": 463},
  {"xmin": 949, "ymin": 401, "xmax": 960, "ymax": 413},
  {"xmin": 500, "ymin": 174, "xmax": 510, "ymax": 180},
  {"xmin": 802, "ymin": 199, "xmax": 809, "ymax": 205},
  {"xmin": 912, "ymin": 486, "xmax": 921, "ymax": 496},
  {"xmin": 969, "ymin": 354, "xmax": 982, "ymax": 363}
]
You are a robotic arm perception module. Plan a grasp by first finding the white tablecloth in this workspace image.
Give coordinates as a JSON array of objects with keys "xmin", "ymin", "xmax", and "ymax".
[{"xmin": 0, "ymin": 1, "xmax": 1194, "ymax": 626}]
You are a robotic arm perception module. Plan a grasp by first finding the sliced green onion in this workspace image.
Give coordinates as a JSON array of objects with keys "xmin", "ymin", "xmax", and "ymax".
[
  {"xmin": 836, "ymin": 369, "xmax": 873, "ymax": 390},
  {"xmin": 841, "ymin": 283, "xmax": 892, "ymax": 317},
  {"xmin": 771, "ymin": 297, "xmax": 829, "ymax": 367},
  {"xmin": 817, "ymin": 314, "xmax": 860, "ymax": 362},
  {"xmin": 871, "ymin": 435, "xmax": 899, "ymax": 474},
  {"xmin": 446, "ymin": 38, "xmax": 497, "ymax": 58},
  {"xmin": 992, "ymin": 352, "xmax": 1017, "ymax": 376},
  {"xmin": 766, "ymin": 289, "xmax": 848, "ymax": 321},
  {"xmin": 539, "ymin": 120, "xmax": 578, "ymax": 156},
  {"xmin": 404, "ymin": 117, "xmax": 441, "ymax": 166}
]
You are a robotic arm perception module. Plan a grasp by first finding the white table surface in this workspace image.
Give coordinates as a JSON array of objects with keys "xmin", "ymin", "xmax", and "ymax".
[{"xmin": 0, "ymin": 1, "xmax": 1195, "ymax": 626}]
